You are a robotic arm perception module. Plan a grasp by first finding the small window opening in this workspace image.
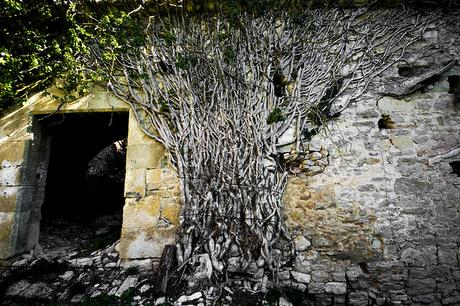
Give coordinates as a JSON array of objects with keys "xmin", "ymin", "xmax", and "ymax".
[
  {"xmin": 398, "ymin": 65, "xmax": 424, "ymax": 78},
  {"xmin": 449, "ymin": 161, "xmax": 460, "ymax": 177},
  {"xmin": 273, "ymin": 68, "xmax": 288, "ymax": 97},
  {"xmin": 378, "ymin": 114, "xmax": 396, "ymax": 130},
  {"xmin": 448, "ymin": 76, "xmax": 460, "ymax": 103}
]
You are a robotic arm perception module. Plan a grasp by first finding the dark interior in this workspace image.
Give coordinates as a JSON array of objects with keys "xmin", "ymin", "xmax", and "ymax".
[
  {"xmin": 38, "ymin": 112, "xmax": 128, "ymax": 232},
  {"xmin": 448, "ymin": 75, "xmax": 460, "ymax": 104},
  {"xmin": 39, "ymin": 112, "xmax": 128, "ymax": 222}
]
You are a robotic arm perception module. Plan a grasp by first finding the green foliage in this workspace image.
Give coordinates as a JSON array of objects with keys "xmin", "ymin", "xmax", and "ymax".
[
  {"xmin": 162, "ymin": 31, "xmax": 177, "ymax": 45},
  {"xmin": 223, "ymin": 48, "xmax": 237, "ymax": 62},
  {"xmin": 79, "ymin": 284, "xmax": 136, "ymax": 305},
  {"xmin": 81, "ymin": 227, "xmax": 120, "ymax": 254},
  {"xmin": 0, "ymin": 1, "xmax": 145, "ymax": 112},
  {"xmin": 267, "ymin": 108, "xmax": 285, "ymax": 124},
  {"xmin": 0, "ymin": 0, "xmax": 71, "ymax": 110},
  {"xmin": 125, "ymin": 266, "xmax": 139, "ymax": 276},
  {"xmin": 264, "ymin": 288, "xmax": 283, "ymax": 305},
  {"xmin": 2, "ymin": 0, "xmax": 436, "ymax": 113},
  {"xmin": 159, "ymin": 98, "xmax": 170, "ymax": 114},
  {"xmin": 120, "ymin": 287, "xmax": 136, "ymax": 303},
  {"xmin": 81, "ymin": 293, "xmax": 118, "ymax": 306},
  {"xmin": 176, "ymin": 53, "xmax": 198, "ymax": 70}
]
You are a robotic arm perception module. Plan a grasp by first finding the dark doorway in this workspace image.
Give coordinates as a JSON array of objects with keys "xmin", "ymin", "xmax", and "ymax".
[{"xmin": 37, "ymin": 112, "xmax": 128, "ymax": 253}]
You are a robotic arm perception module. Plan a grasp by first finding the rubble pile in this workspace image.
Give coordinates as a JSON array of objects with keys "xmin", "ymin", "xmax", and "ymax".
[{"xmin": 0, "ymin": 218, "xmax": 302, "ymax": 305}]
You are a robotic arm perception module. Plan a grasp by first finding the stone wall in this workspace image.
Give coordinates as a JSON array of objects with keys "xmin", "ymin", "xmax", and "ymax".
[
  {"xmin": 117, "ymin": 110, "xmax": 181, "ymax": 259},
  {"xmin": 1, "ymin": 12, "xmax": 460, "ymax": 305},
  {"xmin": 281, "ymin": 67, "xmax": 460, "ymax": 304},
  {"xmin": 0, "ymin": 85, "xmax": 180, "ymax": 260}
]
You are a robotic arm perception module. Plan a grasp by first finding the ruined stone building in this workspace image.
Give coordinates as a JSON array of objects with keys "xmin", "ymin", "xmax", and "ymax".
[{"xmin": 1, "ymin": 5, "xmax": 460, "ymax": 306}]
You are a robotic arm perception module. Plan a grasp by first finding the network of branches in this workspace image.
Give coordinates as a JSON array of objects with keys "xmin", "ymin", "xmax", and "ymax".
[
  {"xmin": 1, "ymin": 0, "xmax": 458, "ymax": 112},
  {"xmin": 81, "ymin": 3, "xmax": 441, "ymax": 288},
  {"xmin": 2, "ymin": 0, "xmax": 456, "ymax": 292}
]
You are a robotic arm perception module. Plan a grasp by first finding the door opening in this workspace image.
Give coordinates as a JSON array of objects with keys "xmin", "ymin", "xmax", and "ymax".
[{"xmin": 37, "ymin": 112, "xmax": 128, "ymax": 253}]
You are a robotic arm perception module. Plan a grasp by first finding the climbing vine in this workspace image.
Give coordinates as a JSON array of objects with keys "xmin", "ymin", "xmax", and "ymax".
[{"xmin": 83, "ymin": 4, "xmax": 438, "ymax": 289}]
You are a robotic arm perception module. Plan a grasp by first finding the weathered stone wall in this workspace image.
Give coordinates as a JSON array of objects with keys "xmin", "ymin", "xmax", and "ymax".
[
  {"xmin": 117, "ymin": 110, "xmax": 181, "ymax": 259},
  {"xmin": 281, "ymin": 65, "xmax": 460, "ymax": 303},
  {"xmin": 0, "ymin": 85, "xmax": 180, "ymax": 261},
  {"xmin": 1, "ymin": 10, "xmax": 460, "ymax": 304}
]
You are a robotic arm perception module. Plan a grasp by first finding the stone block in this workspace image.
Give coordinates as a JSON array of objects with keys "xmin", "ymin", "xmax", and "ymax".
[
  {"xmin": 127, "ymin": 114, "xmax": 152, "ymax": 146},
  {"xmin": 84, "ymin": 86, "xmax": 128, "ymax": 111},
  {"xmin": 293, "ymin": 254, "xmax": 311, "ymax": 273},
  {"xmin": 412, "ymin": 294, "xmax": 438, "ymax": 304},
  {"xmin": 0, "ymin": 163, "xmax": 21, "ymax": 186},
  {"xmin": 442, "ymin": 295, "xmax": 460, "ymax": 305},
  {"xmin": 378, "ymin": 96, "xmax": 416, "ymax": 113},
  {"xmin": 312, "ymin": 236, "xmax": 335, "ymax": 247},
  {"xmin": 436, "ymin": 280, "xmax": 456, "ymax": 298},
  {"xmin": 379, "ymin": 139, "xmax": 392, "ymax": 151},
  {"xmin": 160, "ymin": 204, "xmax": 181, "ymax": 225},
  {"xmin": 391, "ymin": 136, "xmax": 414, "ymax": 151},
  {"xmin": 0, "ymin": 187, "xmax": 42, "ymax": 213},
  {"xmin": 33, "ymin": 86, "xmax": 128, "ymax": 113},
  {"xmin": 291, "ymin": 271, "xmax": 311, "ymax": 284},
  {"xmin": 401, "ymin": 246, "xmax": 437, "ymax": 266},
  {"xmin": 332, "ymin": 271, "xmax": 346, "ymax": 282},
  {"xmin": 437, "ymin": 246, "xmax": 457, "ymax": 266},
  {"xmin": 325, "ymin": 282, "xmax": 347, "ymax": 295},
  {"xmin": 122, "ymin": 196, "xmax": 161, "ymax": 230},
  {"xmin": 160, "ymin": 196, "xmax": 178, "ymax": 207},
  {"xmin": 145, "ymin": 169, "xmax": 161, "ymax": 191},
  {"xmin": 294, "ymin": 235, "xmax": 311, "ymax": 252},
  {"xmin": 0, "ymin": 212, "xmax": 15, "ymax": 259},
  {"xmin": 159, "ymin": 168, "xmax": 179, "ymax": 185},
  {"xmin": 348, "ymin": 292, "xmax": 368, "ymax": 306},
  {"xmin": 5, "ymin": 280, "xmax": 53, "ymax": 300},
  {"xmin": 410, "ymin": 267, "xmax": 429, "ymax": 279},
  {"xmin": 0, "ymin": 187, "xmax": 18, "ymax": 212},
  {"xmin": 115, "ymin": 276, "xmax": 138, "ymax": 297},
  {"xmin": 0, "ymin": 108, "xmax": 30, "ymax": 137},
  {"xmin": 0, "ymin": 141, "xmax": 26, "ymax": 166},
  {"xmin": 126, "ymin": 143, "xmax": 166, "ymax": 169},
  {"xmin": 124, "ymin": 169, "xmax": 146, "ymax": 198},
  {"xmin": 118, "ymin": 227, "xmax": 176, "ymax": 259},
  {"xmin": 148, "ymin": 188, "xmax": 179, "ymax": 199},
  {"xmin": 406, "ymin": 278, "xmax": 436, "ymax": 295}
]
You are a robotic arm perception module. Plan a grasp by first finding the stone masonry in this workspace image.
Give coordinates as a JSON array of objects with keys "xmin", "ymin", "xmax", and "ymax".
[
  {"xmin": 281, "ymin": 69, "xmax": 460, "ymax": 304},
  {"xmin": 0, "ymin": 85, "xmax": 180, "ymax": 261},
  {"xmin": 118, "ymin": 110, "xmax": 181, "ymax": 259}
]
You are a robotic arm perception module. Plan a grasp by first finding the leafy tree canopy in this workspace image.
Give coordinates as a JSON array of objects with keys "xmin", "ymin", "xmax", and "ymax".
[{"xmin": 0, "ymin": 0, "xmax": 144, "ymax": 112}]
